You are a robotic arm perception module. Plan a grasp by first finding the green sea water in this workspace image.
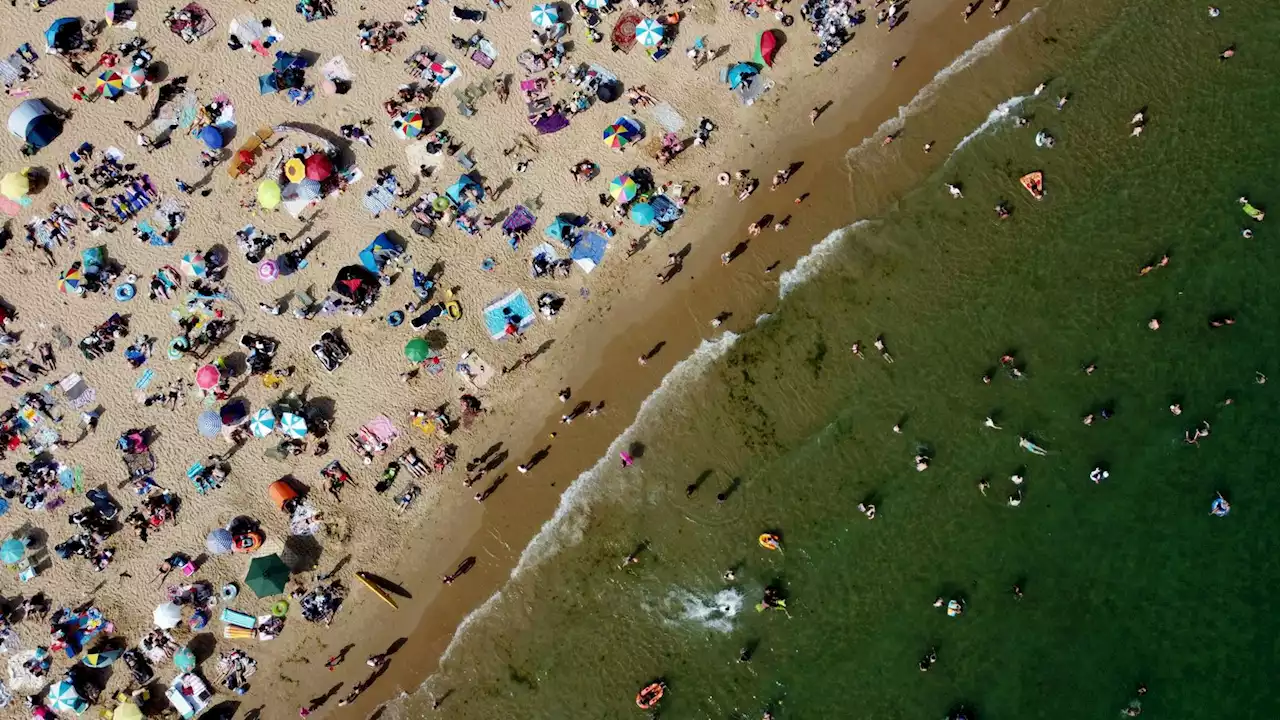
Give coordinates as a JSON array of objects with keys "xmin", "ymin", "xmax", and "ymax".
[{"xmin": 401, "ymin": 1, "xmax": 1280, "ymax": 718}]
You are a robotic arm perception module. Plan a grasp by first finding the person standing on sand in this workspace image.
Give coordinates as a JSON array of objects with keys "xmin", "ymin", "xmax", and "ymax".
[{"xmin": 809, "ymin": 107, "xmax": 821, "ymax": 125}]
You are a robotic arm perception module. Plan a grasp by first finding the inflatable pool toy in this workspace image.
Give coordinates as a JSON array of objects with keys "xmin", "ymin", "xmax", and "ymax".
[
  {"xmin": 1210, "ymin": 494, "xmax": 1231, "ymax": 517},
  {"xmin": 1240, "ymin": 197, "xmax": 1265, "ymax": 221},
  {"xmin": 480, "ymin": 257, "xmax": 496, "ymax": 272},
  {"xmin": 1020, "ymin": 171, "xmax": 1044, "ymax": 200},
  {"xmin": 1034, "ymin": 130, "xmax": 1055, "ymax": 148},
  {"xmin": 113, "ymin": 283, "xmax": 136, "ymax": 302},
  {"xmin": 220, "ymin": 583, "xmax": 238, "ymax": 601},
  {"xmin": 445, "ymin": 300, "xmax": 462, "ymax": 320},
  {"xmin": 758, "ymin": 533, "xmax": 781, "ymax": 551},
  {"xmin": 356, "ymin": 571, "xmax": 399, "ymax": 609},
  {"xmin": 231, "ymin": 530, "xmax": 264, "ymax": 554},
  {"xmin": 271, "ymin": 600, "xmax": 290, "ymax": 617},
  {"xmin": 167, "ymin": 336, "xmax": 190, "ymax": 361},
  {"xmin": 636, "ymin": 681, "xmax": 665, "ymax": 709},
  {"xmin": 387, "ymin": 310, "xmax": 405, "ymax": 327},
  {"xmin": 717, "ymin": 172, "xmax": 730, "ymax": 186}
]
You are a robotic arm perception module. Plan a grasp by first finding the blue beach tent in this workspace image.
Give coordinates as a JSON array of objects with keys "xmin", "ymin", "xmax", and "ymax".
[{"xmin": 8, "ymin": 99, "xmax": 62, "ymax": 149}]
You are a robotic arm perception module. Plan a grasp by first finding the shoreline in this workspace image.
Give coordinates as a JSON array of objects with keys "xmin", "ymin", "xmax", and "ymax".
[{"xmin": 328, "ymin": 2, "xmax": 1062, "ymax": 716}]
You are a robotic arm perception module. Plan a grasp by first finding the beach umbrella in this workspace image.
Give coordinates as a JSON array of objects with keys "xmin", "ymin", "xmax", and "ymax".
[
  {"xmin": 284, "ymin": 157, "xmax": 306, "ymax": 183},
  {"xmin": 393, "ymin": 110, "xmax": 424, "ymax": 139},
  {"xmin": 49, "ymin": 680, "xmax": 86, "ymax": 714},
  {"xmin": 1, "ymin": 537, "xmax": 25, "ymax": 564},
  {"xmin": 121, "ymin": 66, "xmax": 147, "ymax": 92},
  {"xmin": 45, "ymin": 17, "xmax": 82, "ymax": 51},
  {"xmin": 609, "ymin": 173, "xmax": 638, "ymax": 203},
  {"xmin": 181, "ymin": 251, "xmax": 208, "ymax": 278},
  {"xmin": 726, "ymin": 62, "xmax": 758, "ymax": 89},
  {"xmin": 404, "ymin": 337, "xmax": 431, "ymax": 363},
  {"xmin": 250, "ymin": 408, "xmax": 277, "ymax": 438},
  {"xmin": 174, "ymin": 646, "xmax": 196, "ymax": 672},
  {"xmin": 603, "ymin": 119, "xmax": 641, "ymax": 149},
  {"xmin": 195, "ymin": 363, "xmax": 221, "ymax": 390},
  {"xmin": 278, "ymin": 412, "xmax": 307, "ymax": 439},
  {"xmin": 113, "ymin": 704, "xmax": 143, "ymax": 720},
  {"xmin": 154, "ymin": 602, "xmax": 183, "ymax": 629},
  {"xmin": 206, "ymin": 528, "xmax": 234, "ymax": 555},
  {"xmin": 257, "ymin": 258, "xmax": 279, "ymax": 282},
  {"xmin": 198, "ymin": 125, "xmax": 224, "ymax": 150},
  {"xmin": 635, "ymin": 18, "xmax": 665, "ymax": 47},
  {"xmin": 432, "ymin": 196, "xmax": 451, "ymax": 212},
  {"xmin": 82, "ymin": 649, "xmax": 122, "ymax": 668},
  {"xmin": 220, "ymin": 398, "xmax": 249, "ymax": 426},
  {"xmin": 58, "ymin": 266, "xmax": 84, "ymax": 295},
  {"xmin": 245, "ymin": 553, "xmax": 291, "ymax": 598},
  {"xmin": 257, "ymin": 179, "xmax": 282, "ymax": 209},
  {"xmin": 305, "ymin": 153, "xmax": 333, "ymax": 181},
  {"xmin": 582, "ymin": 0, "xmax": 609, "ymax": 8},
  {"xmin": 530, "ymin": 3, "xmax": 558, "ymax": 27},
  {"xmin": 196, "ymin": 410, "xmax": 222, "ymax": 438},
  {"xmin": 1, "ymin": 170, "xmax": 29, "ymax": 200},
  {"xmin": 755, "ymin": 29, "xmax": 780, "ymax": 67},
  {"xmin": 96, "ymin": 70, "xmax": 126, "ymax": 100},
  {"xmin": 630, "ymin": 202, "xmax": 656, "ymax": 226}
]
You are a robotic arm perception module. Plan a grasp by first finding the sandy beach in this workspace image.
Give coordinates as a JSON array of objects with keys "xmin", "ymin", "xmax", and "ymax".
[{"xmin": 0, "ymin": 0, "xmax": 1036, "ymax": 717}]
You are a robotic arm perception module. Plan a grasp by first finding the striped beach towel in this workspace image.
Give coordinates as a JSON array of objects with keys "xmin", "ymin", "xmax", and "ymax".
[{"xmin": 135, "ymin": 368, "xmax": 155, "ymax": 390}]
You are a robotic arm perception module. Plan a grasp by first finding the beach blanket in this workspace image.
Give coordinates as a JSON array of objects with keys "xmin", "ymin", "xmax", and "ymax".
[
  {"xmin": 136, "ymin": 220, "xmax": 169, "ymax": 246},
  {"xmin": 651, "ymin": 102, "xmax": 686, "ymax": 133},
  {"xmin": 208, "ymin": 93, "xmax": 235, "ymax": 128},
  {"xmin": 503, "ymin": 205, "xmax": 537, "ymax": 233},
  {"xmin": 321, "ymin": 55, "xmax": 352, "ymax": 82},
  {"xmin": 587, "ymin": 63, "xmax": 619, "ymax": 86},
  {"xmin": 734, "ymin": 76, "xmax": 774, "ymax": 106},
  {"xmin": 456, "ymin": 353, "xmax": 494, "ymax": 388},
  {"xmin": 648, "ymin": 194, "xmax": 683, "ymax": 223},
  {"xmin": 533, "ymin": 112, "xmax": 569, "ymax": 135},
  {"xmin": 531, "ymin": 242, "xmax": 559, "ymax": 263},
  {"xmin": 611, "ymin": 11, "xmax": 642, "ymax": 53},
  {"xmin": 362, "ymin": 180, "xmax": 398, "ymax": 216},
  {"xmin": 0, "ymin": 52, "xmax": 35, "ymax": 88},
  {"xmin": 482, "ymin": 290, "xmax": 536, "ymax": 340},
  {"xmin": 571, "ymin": 232, "xmax": 608, "ymax": 273},
  {"xmin": 169, "ymin": 3, "xmax": 216, "ymax": 43},
  {"xmin": 229, "ymin": 16, "xmax": 284, "ymax": 56}
]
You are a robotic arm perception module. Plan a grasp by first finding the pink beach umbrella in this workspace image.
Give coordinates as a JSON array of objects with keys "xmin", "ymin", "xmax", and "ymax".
[
  {"xmin": 195, "ymin": 363, "xmax": 221, "ymax": 390},
  {"xmin": 257, "ymin": 259, "xmax": 279, "ymax": 282}
]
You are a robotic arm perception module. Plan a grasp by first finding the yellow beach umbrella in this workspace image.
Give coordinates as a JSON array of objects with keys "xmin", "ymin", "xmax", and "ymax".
[
  {"xmin": 1, "ymin": 170, "xmax": 29, "ymax": 200},
  {"xmin": 113, "ymin": 702, "xmax": 144, "ymax": 720},
  {"xmin": 284, "ymin": 158, "xmax": 306, "ymax": 183},
  {"xmin": 257, "ymin": 179, "xmax": 282, "ymax": 209}
]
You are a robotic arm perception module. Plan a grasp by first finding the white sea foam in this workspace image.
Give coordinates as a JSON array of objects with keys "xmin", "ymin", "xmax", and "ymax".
[
  {"xmin": 947, "ymin": 95, "xmax": 1029, "ymax": 159},
  {"xmin": 778, "ymin": 219, "xmax": 873, "ymax": 299},
  {"xmin": 659, "ymin": 587, "xmax": 746, "ymax": 634},
  {"xmin": 431, "ymin": 331, "xmax": 741, "ymax": 674}
]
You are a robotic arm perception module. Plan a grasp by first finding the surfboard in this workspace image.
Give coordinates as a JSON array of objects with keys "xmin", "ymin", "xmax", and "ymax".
[{"xmin": 356, "ymin": 571, "xmax": 399, "ymax": 609}]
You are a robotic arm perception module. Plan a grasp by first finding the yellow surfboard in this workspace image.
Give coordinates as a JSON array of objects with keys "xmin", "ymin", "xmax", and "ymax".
[{"xmin": 356, "ymin": 572, "xmax": 399, "ymax": 609}]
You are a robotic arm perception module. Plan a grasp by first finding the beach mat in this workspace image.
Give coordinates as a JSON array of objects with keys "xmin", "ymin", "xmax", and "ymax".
[
  {"xmin": 571, "ymin": 232, "xmax": 609, "ymax": 273},
  {"xmin": 611, "ymin": 11, "xmax": 642, "ymax": 53},
  {"xmin": 482, "ymin": 290, "xmax": 536, "ymax": 340}
]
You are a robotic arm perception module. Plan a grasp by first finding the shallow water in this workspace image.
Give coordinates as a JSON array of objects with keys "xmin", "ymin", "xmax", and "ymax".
[{"xmin": 401, "ymin": 1, "xmax": 1280, "ymax": 718}]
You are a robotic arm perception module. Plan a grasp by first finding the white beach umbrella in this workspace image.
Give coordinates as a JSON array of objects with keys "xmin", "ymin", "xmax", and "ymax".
[
  {"xmin": 530, "ymin": 4, "xmax": 558, "ymax": 27},
  {"xmin": 153, "ymin": 602, "xmax": 182, "ymax": 629}
]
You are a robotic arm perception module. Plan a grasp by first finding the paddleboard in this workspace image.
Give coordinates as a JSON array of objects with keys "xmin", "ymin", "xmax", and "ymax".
[{"xmin": 356, "ymin": 571, "xmax": 399, "ymax": 609}]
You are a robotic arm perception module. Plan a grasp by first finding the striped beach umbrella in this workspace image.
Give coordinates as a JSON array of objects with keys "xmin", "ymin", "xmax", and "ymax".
[
  {"xmin": 609, "ymin": 173, "xmax": 638, "ymax": 203},
  {"xmin": 197, "ymin": 410, "xmax": 222, "ymax": 438},
  {"xmin": 249, "ymin": 408, "xmax": 276, "ymax": 437},
  {"xmin": 582, "ymin": 0, "xmax": 609, "ymax": 8},
  {"xmin": 278, "ymin": 411, "xmax": 307, "ymax": 438},
  {"xmin": 58, "ymin": 266, "xmax": 84, "ymax": 295},
  {"xmin": 393, "ymin": 110, "xmax": 424, "ymax": 139},
  {"xmin": 96, "ymin": 70, "xmax": 126, "ymax": 100},
  {"xmin": 83, "ymin": 649, "xmax": 122, "ymax": 668},
  {"xmin": 181, "ymin": 251, "xmax": 208, "ymax": 278},
  {"xmin": 530, "ymin": 4, "xmax": 558, "ymax": 27},
  {"xmin": 635, "ymin": 18, "xmax": 664, "ymax": 47},
  {"xmin": 121, "ymin": 66, "xmax": 147, "ymax": 92},
  {"xmin": 50, "ymin": 680, "xmax": 86, "ymax": 713}
]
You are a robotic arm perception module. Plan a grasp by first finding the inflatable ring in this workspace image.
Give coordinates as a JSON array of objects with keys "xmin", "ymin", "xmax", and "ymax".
[
  {"xmin": 221, "ymin": 583, "xmax": 239, "ymax": 601},
  {"xmin": 113, "ymin": 283, "xmax": 136, "ymax": 302},
  {"xmin": 167, "ymin": 337, "xmax": 190, "ymax": 360},
  {"xmin": 271, "ymin": 600, "xmax": 290, "ymax": 617},
  {"xmin": 387, "ymin": 310, "xmax": 405, "ymax": 327},
  {"xmin": 758, "ymin": 533, "xmax": 781, "ymax": 551},
  {"xmin": 126, "ymin": 273, "xmax": 138, "ymax": 283},
  {"xmin": 480, "ymin": 258, "xmax": 496, "ymax": 272},
  {"xmin": 717, "ymin": 172, "xmax": 730, "ymax": 186}
]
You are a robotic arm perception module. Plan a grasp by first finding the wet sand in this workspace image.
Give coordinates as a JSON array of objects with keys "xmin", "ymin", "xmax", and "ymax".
[{"xmin": 326, "ymin": 2, "xmax": 1056, "ymax": 715}]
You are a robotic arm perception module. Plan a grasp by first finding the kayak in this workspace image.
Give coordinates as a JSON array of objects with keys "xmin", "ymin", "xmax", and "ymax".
[
  {"xmin": 356, "ymin": 571, "xmax": 399, "ymax": 609},
  {"xmin": 758, "ymin": 533, "xmax": 781, "ymax": 551},
  {"xmin": 636, "ymin": 681, "xmax": 665, "ymax": 709},
  {"xmin": 1020, "ymin": 172, "xmax": 1045, "ymax": 200}
]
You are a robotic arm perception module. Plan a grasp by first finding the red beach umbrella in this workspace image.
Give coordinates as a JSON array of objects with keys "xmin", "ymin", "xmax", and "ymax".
[
  {"xmin": 304, "ymin": 154, "xmax": 333, "ymax": 181},
  {"xmin": 756, "ymin": 30, "xmax": 780, "ymax": 67}
]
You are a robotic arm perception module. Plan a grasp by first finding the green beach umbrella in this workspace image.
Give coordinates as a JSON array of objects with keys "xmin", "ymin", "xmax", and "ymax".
[
  {"xmin": 244, "ymin": 554, "xmax": 291, "ymax": 598},
  {"xmin": 404, "ymin": 337, "xmax": 431, "ymax": 363}
]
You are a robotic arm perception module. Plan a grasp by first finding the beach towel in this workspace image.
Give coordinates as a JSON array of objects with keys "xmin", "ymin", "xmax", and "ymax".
[
  {"xmin": 208, "ymin": 93, "xmax": 235, "ymax": 128},
  {"xmin": 135, "ymin": 368, "xmax": 156, "ymax": 390},
  {"xmin": 531, "ymin": 242, "xmax": 559, "ymax": 264},
  {"xmin": 321, "ymin": 55, "xmax": 352, "ymax": 82},
  {"xmin": 169, "ymin": 3, "xmax": 216, "ymax": 43},
  {"xmin": 482, "ymin": 290, "xmax": 536, "ymax": 340},
  {"xmin": 503, "ymin": 204, "xmax": 537, "ymax": 233},
  {"xmin": 571, "ymin": 232, "xmax": 608, "ymax": 273},
  {"xmin": 651, "ymin": 102, "xmax": 686, "ymax": 133},
  {"xmin": 587, "ymin": 63, "xmax": 619, "ymax": 86},
  {"xmin": 457, "ymin": 353, "xmax": 494, "ymax": 388},
  {"xmin": 734, "ymin": 76, "xmax": 774, "ymax": 106},
  {"xmin": 648, "ymin": 194, "xmax": 683, "ymax": 223},
  {"xmin": 136, "ymin": 220, "xmax": 169, "ymax": 246},
  {"xmin": 230, "ymin": 16, "xmax": 284, "ymax": 56},
  {"xmin": 611, "ymin": 11, "xmax": 642, "ymax": 53},
  {"xmin": 533, "ymin": 112, "xmax": 569, "ymax": 135},
  {"xmin": 362, "ymin": 179, "xmax": 398, "ymax": 216}
]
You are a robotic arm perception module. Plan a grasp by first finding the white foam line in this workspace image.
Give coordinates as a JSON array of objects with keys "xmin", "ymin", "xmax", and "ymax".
[
  {"xmin": 779, "ymin": 219, "xmax": 874, "ymax": 299},
  {"xmin": 946, "ymin": 94, "xmax": 1029, "ymax": 160}
]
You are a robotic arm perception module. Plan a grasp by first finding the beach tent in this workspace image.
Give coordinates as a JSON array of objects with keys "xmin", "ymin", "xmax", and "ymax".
[
  {"xmin": 571, "ymin": 232, "xmax": 609, "ymax": 273},
  {"xmin": 358, "ymin": 232, "xmax": 403, "ymax": 274},
  {"xmin": 330, "ymin": 264, "xmax": 380, "ymax": 304},
  {"xmin": 198, "ymin": 125, "xmax": 224, "ymax": 150},
  {"xmin": 726, "ymin": 62, "xmax": 759, "ymax": 89},
  {"xmin": 482, "ymin": 290, "xmax": 536, "ymax": 340},
  {"xmin": 45, "ymin": 17, "xmax": 83, "ymax": 52},
  {"xmin": 544, "ymin": 217, "xmax": 575, "ymax": 244},
  {"xmin": 8, "ymin": 99, "xmax": 63, "ymax": 150},
  {"xmin": 245, "ymin": 553, "xmax": 291, "ymax": 597},
  {"xmin": 755, "ymin": 30, "xmax": 781, "ymax": 67},
  {"xmin": 445, "ymin": 174, "xmax": 484, "ymax": 205}
]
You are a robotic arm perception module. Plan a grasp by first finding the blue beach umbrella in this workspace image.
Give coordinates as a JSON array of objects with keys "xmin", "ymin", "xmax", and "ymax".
[
  {"xmin": 278, "ymin": 412, "xmax": 307, "ymax": 439},
  {"xmin": 82, "ymin": 649, "xmax": 122, "ymax": 668},
  {"xmin": 197, "ymin": 410, "xmax": 222, "ymax": 438},
  {"xmin": 49, "ymin": 680, "xmax": 87, "ymax": 714},
  {"xmin": 635, "ymin": 18, "xmax": 665, "ymax": 47},
  {"xmin": 1, "ymin": 537, "xmax": 25, "ymax": 564},
  {"xmin": 174, "ymin": 646, "xmax": 197, "ymax": 672},
  {"xmin": 530, "ymin": 4, "xmax": 558, "ymax": 27},
  {"xmin": 198, "ymin": 125, "xmax": 224, "ymax": 150},
  {"xmin": 45, "ymin": 18, "xmax": 82, "ymax": 51},
  {"xmin": 629, "ymin": 202, "xmax": 656, "ymax": 226},
  {"xmin": 249, "ymin": 408, "xmax": 276, "ymax": 438}
]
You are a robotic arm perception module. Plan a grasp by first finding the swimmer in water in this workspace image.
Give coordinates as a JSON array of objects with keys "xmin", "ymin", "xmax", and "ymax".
[
  {"xmin": 1242, "ymin": 228, "xmax": 1254, "ymax": 238},
  {"xmin": 923, "ymin": 141, "xmax": 935, "ymax": 153},
  {"xmin": 724, "ymin": 568, "xmax": 737, "ymax": 582},
  {"xmin": 1255, "ymin": 371, "xmax": 1266, "ymax": 385}
]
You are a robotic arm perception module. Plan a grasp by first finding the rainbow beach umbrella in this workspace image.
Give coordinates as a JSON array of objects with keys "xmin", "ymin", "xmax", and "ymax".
[
  {"xmin": 58, "ymin": 266, "xmax": 84, "ymax": 295},
  {"xmin": 393, "ymin": 110, "xmax": 424, "ymax": 139},
  {"xmin": 603, "ymin": 118, "xmax": 641, "ymax": 149},
  {"xmin": 635, "ymin": 18, "xmax": 664, "ymax": 47},
  {"xmin": 609, "ymin": 173, "xmax": 638, "ymax": 203},
  {"xmin": 96, "ymin": 70, "xmax": 126, "ymax": 100}
]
